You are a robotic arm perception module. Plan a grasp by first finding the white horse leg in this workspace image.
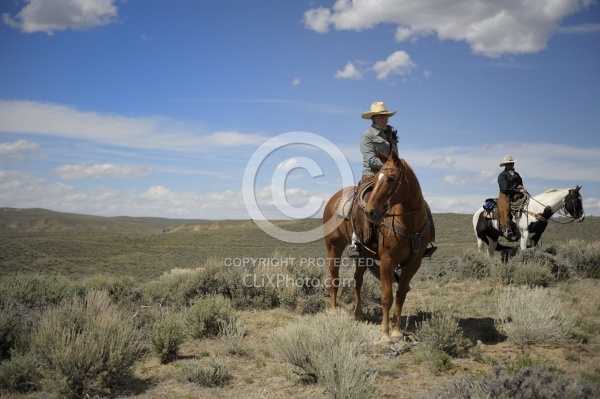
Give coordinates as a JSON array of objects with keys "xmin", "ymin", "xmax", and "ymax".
[
  {"xmin": 520, "ymin": 231, "xmax": 530, "ymax": 250},
  {"xmin": 487, "ymin": 238, "xmax": 497, "ymax": 257},
  {"xmin": 476, "ymin": 238, "xmax": 485, "ymax": 253}
]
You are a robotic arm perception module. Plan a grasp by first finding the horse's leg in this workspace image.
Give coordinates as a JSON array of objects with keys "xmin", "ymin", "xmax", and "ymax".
[
  {"xmin": 519, "ymin": 221, "xmax": 530, "ymax": 250},
  {"xmin": 378, "ymin": 255, "xmax": 395, "ymax": 342},
  {"xmin": 476, "ymin": 238, "xmax": 485, "ymax": 253},
  {"xmin": 520, "ymin": 232, "xmax": 530, "ymax": 250},
  {"xmin": 353, "ymin": 261, "xmax": 367, "ymax": 321},
  {"xmin": 487, "ymin": 238, "xmax": 497, "ymax": 257},
  {"xmin": 327, "ymin": 245, "xmax": 343, "ymax": 312},
  {"xmin": 391, "ymin": 263, "xmax": 420, "ymax": 338}
]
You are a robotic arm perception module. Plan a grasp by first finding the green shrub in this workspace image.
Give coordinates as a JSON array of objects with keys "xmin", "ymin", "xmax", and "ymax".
[
  {"xmin": 512, "ymin": 260, "xmax": 554, "ymax": 287},
  {"xmin": 557, "ymin": 240, "xmax": 600, "ymax": 279},
  {"xmin": 273, "ymin": 311, "xmax": 379, "ymax": 399},
  {"xmin": 219, "ymin": 317, "xmax": 245, "ymax": 355},
  {"xmin": 173, "ymin": 357, "xmax": 231, "ymax": 387},
  {"xmin": 0, "ymin": 352, "xmax": 42, "ymax": 393},
  {"xmin": 450, "ymin": 250, "xmax": 493, "ymax": 280},
  {"xmin": 0, "ymin": 273, "xmax": 85, "ymax": 309},
  {"xmin": 185, "ymin": 294, "xmax": 235, "ymax": 338},
  {"xmin": 440, "ymin": 366, "xmax": 595, "ymax": 399},
  {"xmin": 0, "ymin": 302, "xmax": 34, "ymax": 361},
  {"xmin": 141, "ymin": 270, "xmax": 199, "ymax": 308},
  {"xmin": 82, "ymin": 274, "xmax": 141, "ymax": 306},
  {"xmin": 148, "ymin": 310, "xmax": 185, "ymax": 364},
  {"xmin": 29, "ymin": 290, "xmax": 144, "ymax": 397},
  {"xmin": 509, "ymin": 249, "xmax": 570, "ymax": 282},
  {"xmin": 497, "ymin": 286, "xmax": 576, "ymax": 344},
  {"xmin": 215, "ymin": 265, "xmax": 280, "ymax": 309},
  {"xmin": 415, "ymin": 310, "xmax": 471, "ymax": 358}
]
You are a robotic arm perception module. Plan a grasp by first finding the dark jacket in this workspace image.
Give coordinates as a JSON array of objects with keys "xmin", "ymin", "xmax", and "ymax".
[{"xmin": 498, "ymin": 169, "xmax": 523, "ymax": 196}]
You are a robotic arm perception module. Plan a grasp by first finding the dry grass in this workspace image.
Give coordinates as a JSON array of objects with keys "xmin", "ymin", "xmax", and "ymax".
[
  {"xmin": 497, "ymin": 286, "xmax": 577, "ymax": 344},
  {"xmin": 0, "ymin": 211, "xmax": 599, "ymax": 397}
]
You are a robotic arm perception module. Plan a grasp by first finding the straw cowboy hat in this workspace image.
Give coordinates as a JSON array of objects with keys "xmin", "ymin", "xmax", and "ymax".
[
  {"xmin": 361, "ymin": 102, "xmax": 397, "ymax": 119},
  {"xmin": 499, "ymin": 155, "xmax": 516, "ymax": 166}
]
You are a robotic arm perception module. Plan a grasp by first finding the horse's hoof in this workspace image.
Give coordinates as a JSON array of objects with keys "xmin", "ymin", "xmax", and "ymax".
[{"xmin": 377, "ymin": 335, "xmax": 393, "ymax": 344}]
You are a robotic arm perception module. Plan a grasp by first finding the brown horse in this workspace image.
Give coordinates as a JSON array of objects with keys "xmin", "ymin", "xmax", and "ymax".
[{"xmin": 322, "ymin": 150, "xmax": 431, "ymax": 342}]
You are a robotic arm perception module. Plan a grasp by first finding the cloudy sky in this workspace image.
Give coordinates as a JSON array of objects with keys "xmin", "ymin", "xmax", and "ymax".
[{"xmin": 1, "ymin": 0, "xmax": 599, "ymax": 222}]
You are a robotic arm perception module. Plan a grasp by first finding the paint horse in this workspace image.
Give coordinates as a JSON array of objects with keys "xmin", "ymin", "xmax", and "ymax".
[
  {"xmin": 473, "ymin": 186, "xmax": 584, "ymax": 257},
  {"xmin": 323, "ymin": 151, "xmax": 431, "ymax": 342}
]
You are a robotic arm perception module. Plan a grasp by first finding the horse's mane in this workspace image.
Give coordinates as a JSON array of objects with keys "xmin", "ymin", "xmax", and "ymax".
[{"xmin": 534, "ymin": 188, "xmax": 571, "ymax": 201}]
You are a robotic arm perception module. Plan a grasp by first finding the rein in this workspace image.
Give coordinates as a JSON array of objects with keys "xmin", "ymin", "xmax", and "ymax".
[
  {"xmin": 527, "ymin": 190, "xmax": 580, "ymax": 224},
  {"xmin": 374, "ymin": 163, "xmax": 429, "ymax": 254},
  {"xmin": 376, "ymin": 165, "xmax": 407, "ymax": 216},
  {"xmin": 380, "ymin": 216, "xmax": 430, "ymax": 253}
]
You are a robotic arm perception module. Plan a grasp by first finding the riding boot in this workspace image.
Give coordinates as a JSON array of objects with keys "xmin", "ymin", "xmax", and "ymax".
[
  {"xmin": 423, "ymin": 203, "xmax": 437, "ymax": 258},
  {"xmin": 348, "ymin": 232, "xmax": 361, "ymax": 258},
  {"xmin": 423, "ymin": 244, "xmax": 437, "ymax": 258}
]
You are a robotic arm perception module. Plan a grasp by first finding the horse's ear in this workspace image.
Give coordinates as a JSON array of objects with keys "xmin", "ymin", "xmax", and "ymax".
[
  {"xmin": 576, "ymin": 185, "xmax": 582, "ymax": 191},
  {"xmin": 376, "ymin": 150, "xmax": 388, "ymax": 163},
  {"xmin": 390, "ymin": 149, "xmax": 400, "ymax": 162},
  {"xmin": 391, "ymin": 149, "xmax": 403, "ymax": 167}
]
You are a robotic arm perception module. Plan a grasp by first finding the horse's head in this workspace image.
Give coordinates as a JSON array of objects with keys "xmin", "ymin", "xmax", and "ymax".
[
  {"xmin": 565, "ymin": 185, "xmax": 585, "ymax": 222},
  {"xmin": 364, "ymin": 150, "xmax": 409, "ymax": 223}
]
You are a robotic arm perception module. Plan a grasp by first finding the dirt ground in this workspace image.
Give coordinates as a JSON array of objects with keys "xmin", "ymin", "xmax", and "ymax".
[{"xmin": 124, "ymin": 288, "xmax": 600, "ymax": 399}]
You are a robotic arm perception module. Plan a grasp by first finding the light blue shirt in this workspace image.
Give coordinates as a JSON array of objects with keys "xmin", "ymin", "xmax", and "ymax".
[{"xmin": 360, "ymin": 124, "xmax": 399, "ymax": 176}]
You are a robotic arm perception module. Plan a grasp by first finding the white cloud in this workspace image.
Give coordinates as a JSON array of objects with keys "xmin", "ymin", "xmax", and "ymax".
[
  {"xmin": 430, "ymin": 155, "xmax": 456, "ymax": 167},
  {"xmin": 0, "ymin": 140, "xmax": 40, "ymax": 160},
  {"xmin": 203, "ymin": 131, "xmax": 268, "ymax": 147},
  {"xmin": 292, "ymin": 77, "xmax": 302, "ymax": 86},
  {"xmin": 3, "ymin": 0, "xmax": 118, "ymax": 35},
  {"xmin": 335, "ymin": 62, "xmax": 363, "ymax": 80},
  {"xmin": 304, "ymin": 0, "xmax": 594, "ymax": 57},
  {"xmin": 402, "ymin": 143, "xmax": 600, "ymax": 182},
  {"xmin": 372, "ymin": 51, "xmax": 416, "ymax": 80},
  {"xmin": 140, "ymin": 185, "xmax": 173, "ymax": 200},
  {"xmin": 276, "ymin": 158, "xmax": 299, "ymax": 171},
  {"xmin": 303, "ymin": 7, "xmax": 332, "ymax": 33},
  {"xmin": 0, "ymin": 100, "xmax": 268, "ymax": 152},
  {"xmin": 54, "ymin": 163, "xmax": 152, "ymax": 180}
]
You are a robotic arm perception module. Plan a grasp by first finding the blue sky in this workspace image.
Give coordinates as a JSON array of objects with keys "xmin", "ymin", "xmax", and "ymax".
[{"xmin": 1, "ymin": 0, "xmax": 599, "ymax": 221}]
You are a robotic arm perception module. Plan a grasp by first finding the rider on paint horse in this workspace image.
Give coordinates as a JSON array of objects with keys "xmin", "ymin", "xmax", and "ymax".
[
  {"xmin": 497, "ymin": 155, "xmax": 528, "ymax": 240},
  {"xmin": 348, "ymin": 102, "xmax": 437, "ymax": 259}
]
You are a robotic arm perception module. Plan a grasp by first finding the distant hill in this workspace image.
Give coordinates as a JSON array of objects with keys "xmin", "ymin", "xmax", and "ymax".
[
  {"xmin": 0, "ymin": 207, "xmax": 597, "ymax": 244},
  {"xmin": 0, "ymin": 207, "xmax": 210, "ymax": 234}
]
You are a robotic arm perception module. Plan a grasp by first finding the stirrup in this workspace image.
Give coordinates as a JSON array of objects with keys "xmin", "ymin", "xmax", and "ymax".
[{"xmin": 348, "ymin": 244, "xmax": 361, "ymax": 258}]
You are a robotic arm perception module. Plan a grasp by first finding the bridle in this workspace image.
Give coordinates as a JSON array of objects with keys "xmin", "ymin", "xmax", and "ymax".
[
  {"xmin": 528, "ymin": 189, "xmax": 583, "ymax": 224},
  {"xmin": 373, "ymin": 165, "xmax": 423, "ymax": 218}
]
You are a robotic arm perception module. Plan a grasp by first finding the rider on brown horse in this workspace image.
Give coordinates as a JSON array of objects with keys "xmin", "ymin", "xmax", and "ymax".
[{"xmin": 349, "ymin": 102, "xmax": 437, "ymax": 259}]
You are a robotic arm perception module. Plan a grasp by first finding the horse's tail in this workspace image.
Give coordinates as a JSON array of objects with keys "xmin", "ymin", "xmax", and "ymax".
[
  {"xmin": 367, "ymin": 263, "xmax": 380, "ymax": 280},
  {"xmin": 494, "ymin": 242, "xmax": 513, "ymax": 252}
]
